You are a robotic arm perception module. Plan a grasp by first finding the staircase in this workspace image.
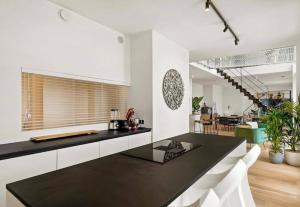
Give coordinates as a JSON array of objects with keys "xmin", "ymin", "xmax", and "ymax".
[{"xmin": 216, "ymin": 68, "xmax": 267, "ymax": 110}]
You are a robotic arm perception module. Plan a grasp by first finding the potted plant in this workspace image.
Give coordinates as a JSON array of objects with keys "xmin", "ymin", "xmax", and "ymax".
[
  {"xmin": 264, "ymin": 108, "xmax": 285, "ymax": 164},
  {"xmin": 192, "ymin": 96, "xmax": 203, "ymax": 113},
  {"xmin": 282, "ymin": 99, "xmax": 300, "ymax": 166}
]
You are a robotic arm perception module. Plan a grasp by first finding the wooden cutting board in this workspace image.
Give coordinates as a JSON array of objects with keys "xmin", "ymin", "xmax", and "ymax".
[{"xmin": 31, "ymin": 130, "xmax": 98, "ymax": 142}]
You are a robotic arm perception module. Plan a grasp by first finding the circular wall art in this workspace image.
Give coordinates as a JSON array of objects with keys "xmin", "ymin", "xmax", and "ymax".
[{"xmin": 162, "ymin": 69, "xmax": 184, "ymax": 110}]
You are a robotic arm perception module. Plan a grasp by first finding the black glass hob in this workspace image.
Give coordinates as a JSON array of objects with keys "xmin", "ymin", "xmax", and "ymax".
[{"xmin": 121, "ymin": 140, "xmax": 201, "ymax": 163}]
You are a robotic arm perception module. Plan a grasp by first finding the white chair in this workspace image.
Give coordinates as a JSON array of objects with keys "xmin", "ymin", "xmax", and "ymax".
[
  {"xmin": 170, "ymin": 160, "xmax": 252, "ymax": 207},
  {"xmin": 208, "ymin": 145, "xmax": 261, "ymax": 174},
  {"xmin": 168, "ymin": 189, "xmax": 220, "ymax": 207},
  {"xmin": 194, "ymin": 160, "xmax": 248, "ymax": 207}
]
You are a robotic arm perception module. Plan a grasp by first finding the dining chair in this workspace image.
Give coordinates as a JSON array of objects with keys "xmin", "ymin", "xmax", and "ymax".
[
  {"xmin": 207, "ymin": 145, "xmax": 261, "ymax": 174},
  {"xmin": 168, "ymin": 188, "xmax": 220, "ymax": 207},
  {"xmin": 170, "ymin": 160, "xmax": 249, "ymax": 207}
]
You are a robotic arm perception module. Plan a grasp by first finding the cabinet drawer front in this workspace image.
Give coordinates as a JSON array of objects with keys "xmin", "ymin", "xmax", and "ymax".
[
  {"xmin": 0, "ymin": 151, "xmax": 56, "ymax": 207},
  {"xmin": 128, "ymin": 132, "xmax": 152, "ymax": 149},
  {"xmin": 100, "ymin": 136, "xmax": 129, "ymax": 157},
  {"xmin": 57, "ymin": 142, "xmax": 100, "ymax": 169}
]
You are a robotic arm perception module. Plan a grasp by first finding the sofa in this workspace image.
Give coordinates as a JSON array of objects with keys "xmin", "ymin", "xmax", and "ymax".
[{"xmin": 235, "ymin": 122, "xmax": 266, "ymax": 144}]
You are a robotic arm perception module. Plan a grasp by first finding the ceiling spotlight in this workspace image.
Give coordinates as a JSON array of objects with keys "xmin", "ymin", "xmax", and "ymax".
[
  {"xmin": 223, "ymin": 24, "xmax": 228, "ymax": 32},
  {"xmin": 205, "ymin": 0, "xmax": 210, "ymax": 12},
  {"xmin": 235, "ymin": 39, "xmax": 239, "ymax": 46}
]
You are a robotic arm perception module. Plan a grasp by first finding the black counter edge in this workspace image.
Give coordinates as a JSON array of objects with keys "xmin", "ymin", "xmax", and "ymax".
[
  {"xmin": 0, "ymin": 128, "xmax": 151, "ymax": 161},
  {"xmin": 6, "ymin": 185, "xmax": 32, "ymax": 207}
]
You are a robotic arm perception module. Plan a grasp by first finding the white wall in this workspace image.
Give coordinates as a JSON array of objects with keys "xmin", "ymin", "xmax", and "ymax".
[
  {"xmin": 203, "ymin": 85, "xmax": 213, "ymax": 106},
  {"xmin": 129, "ymin": 31, "xmax": 153, "ymax": 128},
  {"xmin": 297, "ymin": 42, "xmax": 300, "ymax": 98},
  {"xmin": 192, "ymin": 83, "xmax": 204, "ymax": 97},
  {"xmin": 200, "ymin": 84, "xmax": 223, "ymax": 114},
  {"xmin": 129, "ymin": 30, "xmax": 189, "ymax": 142},
  {"xmin": 0, "ymin": 0, "xmax": 130, "ymax": 143},
  {"xmin": 152, "ymin": 31, "xmax": 189, "ymax": 141},
  {"xmin": 212, "ymin": 85, "xmax": 223, "ymax": 115},
  {"xmin": 222, "ymin": 86, "xmax": 253, "ymax": 115}
]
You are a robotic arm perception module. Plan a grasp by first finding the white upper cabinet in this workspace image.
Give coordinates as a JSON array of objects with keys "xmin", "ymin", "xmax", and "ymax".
[
  {"xmin": 0, "ymin": 151, "xmax": 57, "ymax": 207},
  {"xmin": 57, "ymin": 142, "xmax": 100, "ymax": 169}
]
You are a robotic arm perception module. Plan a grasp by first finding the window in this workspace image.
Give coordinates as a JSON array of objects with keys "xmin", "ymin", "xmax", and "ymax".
[{"xmin": 22, "ymin": 72, "xmax": 128, "ymax": 131}]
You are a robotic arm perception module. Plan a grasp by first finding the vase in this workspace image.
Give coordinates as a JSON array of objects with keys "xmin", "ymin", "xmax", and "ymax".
[
  {"xmin": 285, "ymin": 150, "xmax": 300, "ymax": 167},
  {"xmin": 269, "ymin": 151, "xmax": 284, "ymax": 164}
]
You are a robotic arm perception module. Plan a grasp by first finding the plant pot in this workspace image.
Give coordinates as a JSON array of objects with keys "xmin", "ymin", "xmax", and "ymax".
[
  {"xmin": 285, "ymin": 150, "xmax": 300, "ymax": 167},
  {"xmin": 269, "ymin": 151, "xmax": 284, "ymax": 164}
]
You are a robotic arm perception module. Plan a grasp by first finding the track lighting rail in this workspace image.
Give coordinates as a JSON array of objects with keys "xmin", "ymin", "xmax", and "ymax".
[{"xmin": 206, "ymin": 0, "xmax": 239, "ymax": 45}]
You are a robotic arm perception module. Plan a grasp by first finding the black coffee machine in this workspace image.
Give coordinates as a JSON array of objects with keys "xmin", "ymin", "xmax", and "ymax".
[{"xmin": 108, "ymin": 109, "xmax": 129, "ymax": 131}]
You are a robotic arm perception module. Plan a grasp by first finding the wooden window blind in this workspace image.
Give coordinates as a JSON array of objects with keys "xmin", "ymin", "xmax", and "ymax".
[{"xmin": 22, "ymin": 72, "xmax": 128, "ymax": 131}]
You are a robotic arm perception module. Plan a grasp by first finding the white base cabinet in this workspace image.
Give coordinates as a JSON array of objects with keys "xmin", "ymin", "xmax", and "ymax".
[
  {"xmin": 0, "ymin": 151, "xmax": 56, "ymax": 207},
  {"xmin": 100, "ymin": 136, "xmax": 129, "ymax": 157},
  {"xmin": 128, "ymin": 132, "xmax": 152, "ymax": 149},
  {"xmin": 57, "ymin": 142, "xmax": 100, "ymax": 169},
  {"xmin": 100, "ymin": 132, "xmax": 152, "ymax": 157}
]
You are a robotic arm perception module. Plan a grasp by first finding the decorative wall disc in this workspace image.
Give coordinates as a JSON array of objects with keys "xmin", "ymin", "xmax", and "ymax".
[{"xmin": 162, "ymin": 69, "xmax": 184, "ymax": 110}]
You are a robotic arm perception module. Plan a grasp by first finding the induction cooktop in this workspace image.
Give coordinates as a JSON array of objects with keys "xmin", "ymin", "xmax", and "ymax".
[{"xmin": 121, "ymin": 140, "xmax": 201, "ymax": 163}]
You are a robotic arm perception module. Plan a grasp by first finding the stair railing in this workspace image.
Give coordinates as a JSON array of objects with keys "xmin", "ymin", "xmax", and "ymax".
[
  {"xmin": 217, "ymin": 67, "xmax": 269, "ymax": 110},
  {"xmin": 242, "ymin": 68, "xmax": 268, "ymax": 92},
  {"xmin": 227, "ymin": 69, "xmax": 267, "ymax": 94},
  {"xmin": 226, "ymin": 69, "xmax": 258, "ymax": 94}
]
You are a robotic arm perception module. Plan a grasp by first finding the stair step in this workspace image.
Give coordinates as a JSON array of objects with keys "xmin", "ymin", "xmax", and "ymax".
[{"xmin": 248, "ymin": 96, "xmax": 255, "ymax": 100}]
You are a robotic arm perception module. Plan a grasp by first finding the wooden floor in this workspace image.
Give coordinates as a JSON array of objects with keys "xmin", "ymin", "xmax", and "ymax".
[{"xmin": 218, "ymin": 130, "xmax": 300, "ymax": 207}]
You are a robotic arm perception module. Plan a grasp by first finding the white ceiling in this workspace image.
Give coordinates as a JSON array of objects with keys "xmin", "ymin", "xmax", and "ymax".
[{"xmin": 49, "ymin": 0, "xmax": 300, "ymax": 60}]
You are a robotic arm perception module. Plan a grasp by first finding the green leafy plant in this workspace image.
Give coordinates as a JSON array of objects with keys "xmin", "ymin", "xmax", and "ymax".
[
  {"xmin": 281, "ymin": 100, "xmax": 300, "ymax": 152},
  {"xmin": 259, "ymin": 115, "xmax": 268, "ymax": 123},
  {"xmin": 192, "ymin": 96, "xmax": 203, "ymax": 113},
  {"xmin": 264, "ymin": 108, "xmax": 285, "ymax": 153}
]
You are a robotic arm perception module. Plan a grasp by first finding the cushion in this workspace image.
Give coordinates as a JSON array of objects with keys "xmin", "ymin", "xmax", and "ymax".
[{"xmin": 246, "ymin": 122, "xmax": 258, "ymax": 129}]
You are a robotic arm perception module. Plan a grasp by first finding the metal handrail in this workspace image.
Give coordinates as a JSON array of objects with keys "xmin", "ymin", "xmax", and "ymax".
[
  {"xmin": 242, "ymin": 68, "xmax": 269, "ymax": 91},
  {"xmin": 229, "ymin": 69, "xmax": 265, "ymax": 93},
  {"xmin": 226, "ymin": 69, "xmax": 259, "ymax": 93},
  {"xmin": 226, "ymin": 68, "xmax": 268, "ymax": 97}
]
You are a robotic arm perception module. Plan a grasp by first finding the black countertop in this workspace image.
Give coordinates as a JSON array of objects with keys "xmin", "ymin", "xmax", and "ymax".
[
  {"xmin": 7, "ymin": 133, "xmax": 245, "ymax": 207},
  {"xmin": 0, "ymin": 128, "xmax": 151, "ymax": 160}
]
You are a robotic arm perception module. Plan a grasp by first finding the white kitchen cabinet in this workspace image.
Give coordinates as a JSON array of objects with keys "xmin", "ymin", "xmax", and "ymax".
[
  {"xmin": 6, "ymin": 191, "xmax": 25, "ymax": 207},
  {"xmin": 100, "ymin": 136, "xmax": 129, "ymax": 157},
  {"xmin": 0, "ymin": 151, "xmax": 56, "ymax": 207},
  {"xmin": 128, "ymin": 132, "xmax": 152, "ymax": 149},
  {"xmin": 57, "ymin": 142, "xmax": 100, "ymax": 169}
]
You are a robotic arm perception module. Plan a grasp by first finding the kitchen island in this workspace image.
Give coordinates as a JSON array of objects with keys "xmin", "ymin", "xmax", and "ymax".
[{"xmin": 6, "ymin": 133, "xmax": 246, "ymax": 207}]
